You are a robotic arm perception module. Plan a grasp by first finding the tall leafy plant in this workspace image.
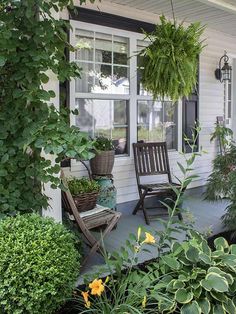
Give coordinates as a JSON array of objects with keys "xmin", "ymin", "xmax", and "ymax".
[
  {"xmin": 139, "ymin": 16, "xmax": 205, "ymax": 101},
  {"xmin": 0, "ymin": 0, "xmax": 95, "ymax": 215}
]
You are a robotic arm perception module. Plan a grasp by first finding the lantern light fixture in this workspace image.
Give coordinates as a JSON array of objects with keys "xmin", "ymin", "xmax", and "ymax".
[{"xmin": 215, "ymin": 51, "xmax": 232, "ymax": 82}]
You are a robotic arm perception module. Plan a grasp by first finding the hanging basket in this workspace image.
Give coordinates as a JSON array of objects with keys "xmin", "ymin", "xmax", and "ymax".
[
  {"xmin": 90, "ymin": 150, "xmax": 115, "ymax": 175},
  {"xmin": 139, "ymin": 15, "xmax": 205, "ymax": 101}
]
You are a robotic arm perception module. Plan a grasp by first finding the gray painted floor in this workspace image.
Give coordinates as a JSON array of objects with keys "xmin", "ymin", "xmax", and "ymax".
[{"xmin": 79, "ymin": 187, "xmax": 228, "ymax": 281}]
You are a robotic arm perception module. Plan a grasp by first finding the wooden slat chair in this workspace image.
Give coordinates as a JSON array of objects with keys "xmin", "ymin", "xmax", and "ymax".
[
  {"xmin": 133, "ymin": 142, "xmax": 182, "ymax": 225},
  {"xmin": 61, "ymin": 170, "xmax": 121, "ymax": 265}
]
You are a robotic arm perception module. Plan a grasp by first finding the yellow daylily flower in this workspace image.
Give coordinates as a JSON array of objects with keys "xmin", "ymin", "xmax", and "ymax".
[
  {"xmin": 142, "ymin": 295, "xmax": 147, "ymax": 308},
  {"xmin": 89, "ymin": 279, "xmax": 105, "ymax": 296},
  {"xmin": 85, "ymin": 301, "xmax": 91, "ymax": 308},
  {"xmin": 143, "ymin": 232, "xmax": 155, "ymax": 244},
  {"xmin": 81, "ymin": 291, "xmax": 89, "ymax": 303},
  {"xmin": 137, "ymin": 227, "xmax": 142, "ymax": 242}
]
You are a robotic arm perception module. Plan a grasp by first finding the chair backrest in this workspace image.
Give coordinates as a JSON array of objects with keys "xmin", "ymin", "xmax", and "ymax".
[{"xmin": 133, "ymin": 142, "xmax": 172, "ymax": 183}]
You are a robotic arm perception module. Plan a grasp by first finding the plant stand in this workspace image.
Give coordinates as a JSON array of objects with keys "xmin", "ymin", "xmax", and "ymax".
[{"xmin": 92, "ymin": 175, "xmax": 117, "ymax": 211}]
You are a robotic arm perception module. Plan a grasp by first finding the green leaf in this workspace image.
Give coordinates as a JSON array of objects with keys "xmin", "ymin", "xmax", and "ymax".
[
  {"xmin": 161, "ymin": 255, "xmax": 180, "ymax": 270},
  {"xmin": 181, "ymin": 301, "xmax": 201, "ymax": 314},
  {"xmin": 197, "ymin": 299, "xmax": 210, "ymax": 314},
  {"xmin": 175, "ymin": 288, "xmax": 193, "ymax": 304},
  {"xmin": 214, "ymin": 237, "xmax": 229, "ymax": 251},
  {"xmin": 0, "ymin": 56, "xmax": 6, "ymax": 67},
  {"xmin": 213, "ymin": 304, "xmax": 225, "ymax": 314},
  {"xmin": 201, "ymin": 273, "xmax": 229, "ymax": 292}
]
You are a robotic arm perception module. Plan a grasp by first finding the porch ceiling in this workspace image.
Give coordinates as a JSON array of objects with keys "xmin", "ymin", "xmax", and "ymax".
[{"xmin": 107, "ymin": 0, "xmax": 236, "ymax": 36}]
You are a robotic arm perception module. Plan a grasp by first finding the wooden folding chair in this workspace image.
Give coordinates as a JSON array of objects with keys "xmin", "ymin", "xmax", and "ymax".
[
  {"xmin": 61, "ymin": 170, "xmax": 121, "ymax": 265},
  {"xmin": 133, "ymin": 142, "xmax": 183, "ymax": 225}
]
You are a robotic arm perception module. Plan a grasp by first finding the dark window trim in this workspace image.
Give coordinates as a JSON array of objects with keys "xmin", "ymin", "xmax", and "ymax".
[{"xmin": 69, "ymin": 7, "xmax": 155, "ymax": 33}]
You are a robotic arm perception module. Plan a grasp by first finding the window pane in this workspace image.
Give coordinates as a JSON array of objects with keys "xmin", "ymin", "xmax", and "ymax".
[
  {"xmin": 113, "ymin": 36, "xmax": 129, "ymax": 65},
  {"xmin": 137, "ymin": 100, "xmax": 178, "ymax": 150},
  {"xmin": 113, "ymin": 66, "xmax": 129, "ymax": 94},
  {"xmin": 95, "ymin": 33, "xmax": 112, "ymax": 64},
  {"xmin": 75, "ymin": 99, "xmax": 129, "ymax": 155},
  {"xmin": 75, "ymin": 63, "xmax": 94, "ymax": 93},
  {"xmin": 75, "ymin": 30, "xmax": 94, "ymax": 62},
  {"xmin": 94, "ymin": 64, "xmax": 112, "ymax": 93},
  {"xmin": 137, "ymin": 40, "xmax": 150, "ymax": 96}
]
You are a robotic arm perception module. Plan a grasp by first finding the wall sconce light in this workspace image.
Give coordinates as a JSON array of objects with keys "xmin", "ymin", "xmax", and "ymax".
[{"xmin": 215, "ymin": 51, "xmax": 232, "ymax": 82}]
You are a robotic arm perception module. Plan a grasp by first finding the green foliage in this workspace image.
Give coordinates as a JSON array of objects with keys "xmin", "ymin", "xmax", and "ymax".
[
  {"xmin": 139, "ymin": 16, "xmax": 205, "ymax": 101},
  {"xmin": 75, "ymin": 128, "xmax": 203, "ymax": 313},
  {"xmin": 205, "ymin": 144, "xmax": 236, "ymax": 228},
  {"xmin": 210, "ymin": 123, "xmax": 233, "ymax": 154},
  {"xmin": 155, "ymin": 125, "xmax": 202, "ymax": 256},
  {"xmin": 0, "ymin": 0, "xmax": 95, "ymax": 215},
  {"xmin": 94, "ymin": 136, "xmax": 114, "ymax": 151},
  {"xmin": 139, "ymin": 232, "xmax": 236, "ymax": 314},
  {"xmin": 0, "ymin": 214, "xmax": 81, "ymax": 314},
  {"xmin": 68, "ymin": 177, "xmax": 100, "ymax": 196}
]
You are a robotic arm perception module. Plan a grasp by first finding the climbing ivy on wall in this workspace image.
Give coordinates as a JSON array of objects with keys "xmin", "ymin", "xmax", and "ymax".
[{"xmin": 0, "ymin": 0, "xmax": 96, "ymax": 215}]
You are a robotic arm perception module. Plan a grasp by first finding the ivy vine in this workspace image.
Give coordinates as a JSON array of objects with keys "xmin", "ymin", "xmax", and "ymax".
[{"xmin": 0, "ymin": 0, "xmax": 96, "ymax": 215}]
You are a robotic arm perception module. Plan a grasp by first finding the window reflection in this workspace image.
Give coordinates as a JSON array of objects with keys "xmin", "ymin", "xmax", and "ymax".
[
  {"xmin": 137, "ymin": 101, "xmax": 178, "ymax": 150},
  {"xmin": 75, "ymin": 30, "xmax": 129, "ymax": 94},
  {"xmin": 76, "ymin": 99, "xmax": 129, "ymax": 155}
]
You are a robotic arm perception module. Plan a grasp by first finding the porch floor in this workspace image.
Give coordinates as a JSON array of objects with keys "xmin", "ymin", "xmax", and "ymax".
[{"xmin": 79, "ymin": 187, "xmax": 228, "ymax": 280}]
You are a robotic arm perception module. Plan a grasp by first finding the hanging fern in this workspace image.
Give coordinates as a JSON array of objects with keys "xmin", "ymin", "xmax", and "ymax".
[{"xmin": 139, "ymin": 16, "xmax": 205, "ymax": 101}]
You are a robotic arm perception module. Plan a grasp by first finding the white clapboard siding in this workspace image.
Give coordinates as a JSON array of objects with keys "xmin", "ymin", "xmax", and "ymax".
[{"xmin": 64, "ymin": 4, "xmax": 236, "ymax": 204}]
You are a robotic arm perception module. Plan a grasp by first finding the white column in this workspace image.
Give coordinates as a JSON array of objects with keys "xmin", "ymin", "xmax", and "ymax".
[{"xmin": 42, "ymin": 70, "xmax": 62, "ymax": 222}]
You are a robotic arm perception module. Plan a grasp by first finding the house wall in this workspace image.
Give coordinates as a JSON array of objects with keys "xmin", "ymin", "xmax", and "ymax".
[{"xmin": 60, "ymin": 2, "xmax": 236, "ymax": 205}]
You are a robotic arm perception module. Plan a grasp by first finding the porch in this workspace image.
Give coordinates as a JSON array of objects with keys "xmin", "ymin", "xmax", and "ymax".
[{"xmin": 81, "ymin": 187, "xmax": 228, "ymax": 277}]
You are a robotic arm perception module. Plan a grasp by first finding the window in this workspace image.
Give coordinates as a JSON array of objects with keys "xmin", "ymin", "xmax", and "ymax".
[{"xmin": 70, "ymin": 21, "xmax": 198, "ymax": 156}]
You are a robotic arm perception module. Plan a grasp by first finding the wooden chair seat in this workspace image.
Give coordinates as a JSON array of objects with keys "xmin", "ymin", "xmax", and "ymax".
[
  {"xmin": 139, "ymin": 182, "xmax": 180, "ymax": 192},
  {"xmin": 81, "ymin": 208, "xmax": 119, "ymax": 229}
]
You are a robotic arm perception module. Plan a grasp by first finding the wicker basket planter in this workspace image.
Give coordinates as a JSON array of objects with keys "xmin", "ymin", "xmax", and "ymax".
[
  {"xmin": 73, "ymin": 191, "xmax": 99, "ymax": 212},
  {"xmin": 90, "ymin": 150, "xmax": 115, "ymax": 175}
]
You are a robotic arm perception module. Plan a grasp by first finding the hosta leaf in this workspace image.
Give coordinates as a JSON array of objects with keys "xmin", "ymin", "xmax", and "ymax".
[
  {"xmin": 181, "ymin": 301, "xmax": 201, "ymax": 314},
  {"xmin": 213, "ymin": 304, "xmax": 226, "ymax": 314},
  {"xmin": 161, "ymin": 255, "xmax": 180, "ymax": 270},
  {"xmin": 198, "ymin": 298, "xmax": 210, "ymax": 314},
  {"xmin": 223, "ymin": 299, "xmax": 236, "ymax": 314},
  {"xmin": 175, "ymin": 288, "xmax": 193, "ymax": 304},
  {"xmin": 201, "ymin": 273, "xmax": 228, "ymax": 292},
  {"xmin": 214, "ymin": 237, "xmax": 229, "ymax": 251},
  {"xmin": 185, "ymin": 245, "xmax": 200, "ymax": 263}
]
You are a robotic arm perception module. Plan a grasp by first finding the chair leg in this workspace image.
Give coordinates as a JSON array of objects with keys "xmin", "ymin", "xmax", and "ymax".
[
  {"xmin": 133, "ymin": 191, "xmax": 146, "ymax": 215},
  {"xmin": 143, "ymin": 207, "xmax": 150, "ymax": 225}
]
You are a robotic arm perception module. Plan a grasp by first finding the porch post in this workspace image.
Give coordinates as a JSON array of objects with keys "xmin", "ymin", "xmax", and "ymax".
[
  {"xmin": 40, "ymin": 9, "xmax": 62, "ymax": 222},
  {"xmin": 42, "ymin": 70, "xmax": 62, "ymax": 222}
]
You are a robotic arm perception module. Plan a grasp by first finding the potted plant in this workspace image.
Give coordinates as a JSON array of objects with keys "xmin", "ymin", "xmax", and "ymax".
[
  {"xmin": 89, "ymin": 136, "xmax": 115, "ymax": 175},
  {"xmin": 138, "ymin": 15, "xmax": 205, "ymax": 101},
  {"xmin": 68, "ymin": 177, "xmax": 100, "ymax": 212}
]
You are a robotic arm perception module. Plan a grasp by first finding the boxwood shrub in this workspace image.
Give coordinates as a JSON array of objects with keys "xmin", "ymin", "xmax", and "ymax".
[{"xmin": 0, "ymin": 214, "xmax": 81, "ymax": 314}]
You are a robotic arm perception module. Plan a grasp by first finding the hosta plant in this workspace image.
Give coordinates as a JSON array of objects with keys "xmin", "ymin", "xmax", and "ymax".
[
  {"xmin": 141, "ymin": 231, "xmax": 236, "ymax": 313},
  {"xmin": 139, "ymin": 16, "xmax": 205, "ymax": 101}
]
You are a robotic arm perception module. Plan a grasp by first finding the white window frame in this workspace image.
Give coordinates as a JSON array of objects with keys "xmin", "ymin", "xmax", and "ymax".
[{"xmin": 70, "ymin": 20, "xmax": 183, "ymax": 165}]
